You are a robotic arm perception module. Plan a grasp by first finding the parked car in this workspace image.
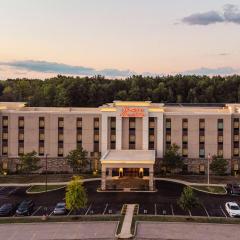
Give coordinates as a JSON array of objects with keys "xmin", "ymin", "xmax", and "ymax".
[
  {"xmin": 0, "ymin": 203, "xmax": 16, "ymax": 217},
  {"xmin": 226, "ymin": 183, "xmax": 240, "ymax": 195},
  {"xmin": 16, "ymin": 200, "xmax": 34, "ymax": 216},
  {"xmin": 225, "ymin": 202, "xmax": 240, "ymax": 217},
  {"xmin": 53, "ymin": 202, "xmax": 67, "ymax": 215}
]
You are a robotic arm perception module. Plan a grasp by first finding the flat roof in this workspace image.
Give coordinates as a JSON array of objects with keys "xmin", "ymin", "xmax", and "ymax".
[{"xmin": 101, "ymin": 150, "xmax": 155, "ymax": 164}]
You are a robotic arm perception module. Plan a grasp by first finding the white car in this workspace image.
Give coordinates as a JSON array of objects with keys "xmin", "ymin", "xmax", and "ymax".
[{"xmin": 225, "ymin": 202, "xmax": 240, "ymax": 217}]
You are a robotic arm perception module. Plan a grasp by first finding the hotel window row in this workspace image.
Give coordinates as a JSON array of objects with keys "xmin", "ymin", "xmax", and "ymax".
[
  {"xmin": 148, "ymin": 117, "xmax": 155, "ymax": 150},
  {"xmin": 233, "ymin": 118, "xmax": 239, "ymax": 157},
  {"xmin": 39, "ymin": 117, "xmax": 45, "ymax": 156},
  {"xmin": 217, "ymin": 119, "xmax": 223, "ymax": 157},
  {"xmin": 110, "ymin": 117, "xmax": 116, "ymax": 150},
  {"xmin": 129, "ymin": 118, "xmax": 136, "ymax": 149},
  {"xmin": 18, "ymin": 117, "xmax": 24, "ymax": 155},
  {"xmin": 58, "ymin": 117, "xmax": 64, "ymax": 157},
  {"xmin": 76, "ymin": 117, "xmax": 82, "ymax": 149},
  {"xmin": 199, "ymin": 119, "xmax": 205, "ymax": 158},
  {"xmin": 182, "ymin": 119, "xmax": 188, "ymax": 157},
  {"xmin": 2, "ymin": 116, "xmax": 8, "ymax": 155}
]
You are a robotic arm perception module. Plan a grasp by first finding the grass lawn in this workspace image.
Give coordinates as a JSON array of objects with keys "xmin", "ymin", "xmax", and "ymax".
[
  {"xmin": 27, "ymin": 185, "xmax": 65, "ymax": 193},
  {"xmin": 190, "ymin": 185, "xmax": 226, "ymax": 194}
]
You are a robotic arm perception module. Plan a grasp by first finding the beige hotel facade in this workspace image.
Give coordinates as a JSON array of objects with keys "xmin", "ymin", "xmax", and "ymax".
[{"xmin": 1, "ymin": 101, "xmax": 240, "ymax": 190}]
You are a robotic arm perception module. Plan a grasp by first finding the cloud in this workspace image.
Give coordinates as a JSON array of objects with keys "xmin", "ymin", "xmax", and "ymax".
[
  {"xmin": 0, "ymin": 60, "xmax": 134, "ymax": 78},
  {"xmin": 182, "ymin": 4, "xmax": 240, "ymax": 25},
  {"xmin": 182, "ymin": 11, "xmax": 224, "ymax": 25},
  {"xmin": 181, "ymin": 67, "xmax": 239, "ymax": 75}
]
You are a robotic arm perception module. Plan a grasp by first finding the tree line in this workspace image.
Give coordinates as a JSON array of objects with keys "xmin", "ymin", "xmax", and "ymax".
[{"xmin": 1, "ymin": 74, "xmax": 240, "ymax": 107}]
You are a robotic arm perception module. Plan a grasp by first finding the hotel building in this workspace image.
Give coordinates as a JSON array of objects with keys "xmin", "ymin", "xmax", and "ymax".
[{"xmin": 0, "ymin": 101, "xmax": 240, "ymax": 190}]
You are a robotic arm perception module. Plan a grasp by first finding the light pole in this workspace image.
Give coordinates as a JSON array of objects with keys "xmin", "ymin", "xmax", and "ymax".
[
  {"xmin": 207, "ymin": 153, "xmax": 211, "ymax": 185},
  {"xmin": 45, "ymin": 153, "xmax": 49, "ymax": 192}
]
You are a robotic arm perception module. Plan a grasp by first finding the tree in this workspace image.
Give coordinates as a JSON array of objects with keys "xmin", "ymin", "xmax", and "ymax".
[
  {"xmin": 163, "ymin": 144, "xmax": 183, "ymax": 173},
  {"xmin": 210, "ymin": 155, "xmax": 228, "ymax": 175},
  {"xmin": 65, "ymin": 176, "xmax": 87, "ymax": 213},
  {"xmin": 19, "ymin": 151, "xmax": 40, "ymax": 174},
  {"xmin": 178, "ymin": 186, "xmax": 199, "ymax": 212},
  {"xmin": 66, "ymin": 147, "xmax": 89, "ymax": 173}
]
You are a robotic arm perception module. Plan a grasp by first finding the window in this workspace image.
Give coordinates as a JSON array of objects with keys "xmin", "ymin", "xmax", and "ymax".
[
  {"xmin": 129, "ymin": 120, "xmax": 135, "ymax": 129},
  {"xmin": 199, "ymin": 135, "xmax": 205, "ymax": 143},
  {"xmin": 218, "ymin": 119, "xmax": 223, "ymax": 130},
  {"xmin": 182, "ymin": 135, "xmax": 188, "ymax": 143},
  {"xmin": 129, "ymin": 135, "xmax": 135, "ymax": 142},
  {"xmin": 18, "ymin": 146, "xmax": 24, "ymax": 155},
  {"xmin": 18, "ymin": 117, "xmax": 24, "ymax": 128},
  {"xmin": 234, "ymin": 120, "xmax": 239, "ymax": 129},
  {"xmin": 199, "ymin": 149, "xmax": 205, "ymax": 158},
  {"xmin": 58, "ymin": 118, "xmax": 64, "ymax": 128},
  {"xmin": 2, "ymin": 146, "xmax": 8, "ymax": 155},
  {"xmin": 149, "ymin": 135, "xmax": 154, "ymax": 142},
  {"xmin": 58, "ymin": 133, "xmax": 64, "ymax": 141},
  {"xmin": 182, "ymin": 148, "xmax": 188, "ymax": 157},
  {"xmin": 39, "ymin": 133, "xmax": 44, "ymax": 141},
  {"xmin": 2, "ymin": 117, "xmax": 8, "ymax": 127},
  {"xmin": 166, "ymin": 134, "xmax": 171, "ymax": 142},
  {"xmin": 234, "ymin": 148, "xmax": 239, "ymax": 156},
  {"xmin": 110, "ymin": 118, "xmax": 116, "ymax": 129},
  {"xmin": 39, "ymin": 117, "xmax": 45, "ymax": 128},
  {"xmin": 218, "ymin": 149, "xmax": 223, "ymax": 157},
  {"xmin": 149, "ymin": 121, "xmax": 155, "ymax": 129},
  {"xmin": 199, "ymin": 164, "xmax": 205, "ymax": 172},
  {"xmin": 77, "ymin": 118, "xmax": 82, "ymax": 128},
  {"xmin": 2, "ymin": 132, "xmax": 8, "ymax": 140},
  {"xmin": 94, "ymin": 134, "xmax": 99, "ymax": 141},
  {"xmin": 58, "ymin": 147, "xmax": 64, "ymax": 156},
  {"xmin": 199, "ymin": 119, "xmax": 205, "ymax": 129},
  {"xmin": 110, "ymin": 135, "xmax": 116, "ymax": 141},
  {"xmin": 77, "ymin": 134, "xmax": 82, "ymax": 142},
  {"xmin": 234, "ymin": 135, "xmax": 239, "ymax": 142},
  {"xmin": 39, "ymin": 146, "xmax": 44, "ymax": 155},
  {"xmin": 182, "ymin": 119, "xmax": 188, "ymax": 129},
  {"xmin": 19, "ymin": 133, "xmax": 24, "ymax": 141},
  {"xmin": 94, "ymin": 118, "xmax": 99, "ymax": 128},
  {"xmin": 218, "ymin": 135, "xmax": 223, "ymax": 143},
  {"xmin": 166, "ymin": 119, "xmax": 171, "ymax": 129}
]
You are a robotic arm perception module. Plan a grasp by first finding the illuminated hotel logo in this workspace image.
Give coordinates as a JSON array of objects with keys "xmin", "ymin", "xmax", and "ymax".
[{"xmin": 120, "ymin": 106, "xmax": 145, "ymax": 117}]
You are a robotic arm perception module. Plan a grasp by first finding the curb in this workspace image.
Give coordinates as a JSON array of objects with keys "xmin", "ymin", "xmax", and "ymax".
[{"xmin": 26, "ymin": 185, "xmax": 66, "ymax": 194}]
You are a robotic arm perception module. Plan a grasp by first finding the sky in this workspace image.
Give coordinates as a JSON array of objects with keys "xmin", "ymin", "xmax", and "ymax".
[{"xmin": 0, "ymin": 0, "xmax": 240, "ymax": 79}]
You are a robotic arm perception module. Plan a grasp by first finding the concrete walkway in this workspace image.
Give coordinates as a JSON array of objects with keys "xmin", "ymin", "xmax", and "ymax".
[{"xmin": 117, "ymin": 204, "xmax": 135, "ymax": 239}]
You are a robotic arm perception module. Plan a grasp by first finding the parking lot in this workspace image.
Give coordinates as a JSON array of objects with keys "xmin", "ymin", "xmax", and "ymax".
[{"xmin": 0, "ymin": 180, "xmax": 239, "ymax": 218}]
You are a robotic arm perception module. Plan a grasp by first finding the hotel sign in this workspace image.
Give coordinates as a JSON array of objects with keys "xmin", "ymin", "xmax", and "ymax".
[{"xmin": 120, "ymin": 106, "xmax": 145, "ymax": 117}]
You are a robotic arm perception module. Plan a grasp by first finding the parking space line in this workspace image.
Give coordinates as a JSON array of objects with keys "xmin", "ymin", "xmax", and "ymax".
[
  {"xmin": 154, "ymin": 204, "xmax": 157, "ymax": 215},
  {"xmin": 32, "ymin": 206, "xmax": 42, "ymax": 216},
  {"xmin": 67, "ymin": 209, "xmax": 73, "ymax": 216},
  {"xmin": 170, "ymin": 204, "xmax": 174, "ymax": 216},
  {"xmin": 85, "ymin": 204, "xmax": 92, "ymax": 215},
  {"xmin": 202, "ymin": 204, "xmax": 209, "ymax": 217},
  {"xmin": 8, "ymin": 187, "xmax": 18, "ymax": 195},
  {"xmin": 103, "ymin": 203, "xmax": 108, "ymax": 215},
  {"xmin": 49, "ymin": 210, "xmax": 54, "ymax": 216},
  {"xmin": 220, "ymin": 205, "xmax": 227, "ymax": 218},
  {"xmin": 188, "ymin": 209, "xmax": 191, "ymax": 216}
]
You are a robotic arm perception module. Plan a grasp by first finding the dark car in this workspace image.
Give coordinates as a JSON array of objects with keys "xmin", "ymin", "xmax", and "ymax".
[
  {"xmin": 226, "ymin": 183, "xmax": 240, "ymax": 195},
  {"xmin": 0, "ymin": 203, "xmax": 16, "ymax": 217},
  {"xmin": 16, "ymin": 200, "xmax": 34, "ymax": 216}
]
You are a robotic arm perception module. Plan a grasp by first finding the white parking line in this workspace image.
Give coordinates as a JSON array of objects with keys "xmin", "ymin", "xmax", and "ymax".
[
  {"xmin": 202, "ymin": 204, "xmax": 209, "ymax": 217},
  {"xmin": 154, "ymin": 204, "xmax": 157, "ymax": 215},
  {"xmin": 67, "ymin": 209, "xmax": 73, "ymax": 216},
  {"xmin": 103, "ymin": 203, "xmax": 108, "ymax": 215},
  {"xmin": 49, "ymin": 210, "xmax": 54, "ymax": 216},
  {"xmin": 170, "ymin": 204, "xmax": 174, "ymax": 216},
  {"xmin": 188, "ymin": 209, "xmax": 191, "ymax": 216},
  {"xmin": 32, "ymin": 206, "xmax": 42, "ymax": 216},
  {"xmin": 8, "ymin": 187, "xmax": 18, "ymax": 195},
  {"xmin": 220, "ymin": 205, "xmax": 227, "ymax": 218},
  {"xmin": 85, "ymin": 204, "xmax": 92, "ymax": 215}
]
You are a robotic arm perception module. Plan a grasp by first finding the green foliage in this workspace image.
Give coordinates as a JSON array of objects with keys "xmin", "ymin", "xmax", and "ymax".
[
  {"xmin": 19, "ymin": 151, "xmax": 40, "ymax": 173},
  {"xmin": 65, "ymin": 176, "xmax": 87, "ymax": 211},
  {"xmin": 178, "ymin": 186, "xmax": 199, "ymax": 211},
  {"xmin": 66, "ymin": 147, "xmax": 89, "ymax": 173},
  {"xmin": 163, "ymin": 144, "xmax": 183, "ymax": 173},
  {"xmin": 1, "ymin": 75, "xmax": 240, "ymax": 107},
  {"xmin": 210, "ymin": 155, "xmax": 228, "ymax": 175}
]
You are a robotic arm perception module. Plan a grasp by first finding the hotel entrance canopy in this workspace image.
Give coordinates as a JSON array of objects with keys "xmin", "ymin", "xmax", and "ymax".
[{"xmin": 101, "ymin": 150, "xmax": 155, "ymax": 165}]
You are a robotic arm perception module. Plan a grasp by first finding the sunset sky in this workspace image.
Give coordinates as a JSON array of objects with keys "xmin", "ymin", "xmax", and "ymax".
[{"xmin": 0, "ymin": 0, "xmax": 240, "ymax": 79}]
